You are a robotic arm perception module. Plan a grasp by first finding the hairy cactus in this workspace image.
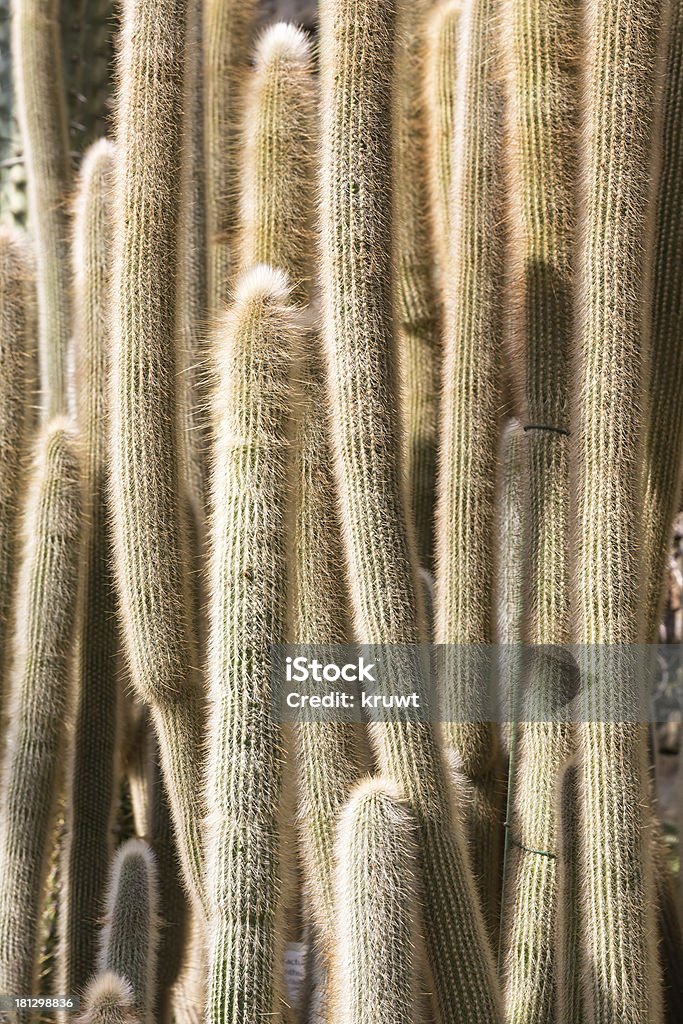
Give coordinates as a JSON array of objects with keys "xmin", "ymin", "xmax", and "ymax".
[
  {"xmin": 318, "ymin": 0, "xmax": 501, "ymax": 1018},
  {"xmin": 78, "ymin": 973, "xmax": 141, "ymax": 1024},
  {"xmin": 433, "ymin": 0, "xmax": 505, "ymax": 935},
  {"xmin": 332, "ymin": 779, "xmax": 418, "ymax": 1024},
  {"xmin": 12, "ymin": 0, "xmax": 71, "ymax": 418},
  {"xmin": 99, "ymin": 840, "xmax": 160, "ymax": 1023},
  {"xmin": 574, "ymin": 0, "xmax": 666, "ymax": 1018},
  {"xmin": 60, "ymin": 138, "xmax": 120, "ymax": 997},
  {"xmin": 643, "ymin": 0, "xmax": 683, "ymax": 641},
  {"xmin": 0, "ymin": 421, "xmax": 81, "ymax": 1016},
  {"xmin": 109, "ymin": 0, "xmax": 206, "ymax": 913},
  {"xmin": 394, "ymin": 0, "xmax": 441, "ymax": 574},
  {"xmin": 499, "ymin": 0, "xmax": 579, "ymax": 1018},
  {"xmin": 176, "ymin": 0, "xmax": 210, "ymax": 524},
  {"xmin": 424, "ymin": 0, "xmax": 459, "ymax": 296},
  {"xmin": 0, "ymin": 227, "xmax": 32, "ymax": 711},
  {"xmin": 203, "ymin": 0, "xmax": 256, "ymax": 310},
  {"xmin": 204, "ymin": 265, "xmax": 303, "ymax": 1024}
]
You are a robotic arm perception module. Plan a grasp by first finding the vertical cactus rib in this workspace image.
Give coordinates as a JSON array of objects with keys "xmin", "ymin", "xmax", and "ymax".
[
  {"xmin": 0, "ymin": 227, "xmax": 32, "ymax": 711},
  {"xmin": 0, "ymin": 422, "xmax": 82, "ymax": 1016},
  {"xmin": 499, "ymin": 0, "xmax": 579, "ymax": 1018},
  {"xmin": 574, "ymin": 0, "xmax": 667, "ymax": 1018},
  {"xmin": 12, "ymin": 0, "xmax": 71, "ymax": 418},
  {"xmin": 205, "ymin": 265, "xmax": 303, "ymax": 1024},
  {"xmin": 61, "ymin": 138, "xmax": 120, "ymax": 998},
  {"xmin": 433, "ymin": 0, "xmax": 505, "ymax": 936},
  {"xmin": 203, "ymin": 0, "xmax": 256, "ymax": 312},
  {"xmin": 78, "ymin": 973, "xmax": 141, "ymax": 1024},
  {"xmin": 643, "ymin": 0, "xmax": 683, "ymax": 642},
  {"xmin": 99, "ymin": 840, "xmax": 160, "ymax": 1023},
  {"xmin": 333, "ymin": 779, "xmax": 418, "ymax": 1024},
  {"xmin": 394, "ymin": 0, "xmax": 442, "ymax": 574},
  {"xmin": 424, "ymin": 0, "xmax": 459, "ymax": 299},
  {"xmin": 318, "ymin": 0, "xmax": 502, "ymax": 1019},
  {"xmin": 110, "ymin": 0, "xmax": 206, "ymax": 914}
]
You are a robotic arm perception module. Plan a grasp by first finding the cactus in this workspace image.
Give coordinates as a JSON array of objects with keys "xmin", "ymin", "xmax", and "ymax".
[
  {"xmin": 60, "ymin": 138, "xmax": 120, "ymax": 998},
  {"xmin": 12, "ymin": 0, "xmax": 71, "ymax": 418},
  {"xmin": 0, "ymin": 226, "xmax": 32, "ymax": 712},
  {"xmin": 318, "ymin": 0, "xmax": 501, "ymax": 1018},
  {"xmin": 424, "ymin": 0, "xmax": 459, "ymax": 297},
  {"xmin": 574, "ymin": 0, "xmax": 666, "ymax": 1018},
  {"xmin": 499, "ymin": 0, "xmax": 579, "ymax": 1017},
  {"xmin": 394, "ymin": 0, "xmax": 442, "ymax": 574},
  {"xmin": 204, "ymin": 265, "xmax": 303, "ymax": 1024},
  {"xmin": 332, "ymin": 779, "xmax": 419, "ymax": 1024},
  {"xmin": 99, "ymin": 839, "xmax": 160, "ymax": 1022},
  {"xmin": 432, "ymin": 0, "xmax": 505, "ymax": 936},
  {"xmin": 109, "ymin": 0, "xmax": 206, "ymax": 914},
  {"xmin": 176, "ymin": 0, "xmax": 210, "ymax": 525},
  {"xmin": 0, "ymin": 421, "xmax": 81, "ymax": 1016},
  {"xmin": 78, "ymin": 973, "xmax": 141, "ymax": 1024},
  {"xmin": 644, "ymin": 0, "xmax": 683, "ymax": 641},
  {"xmin": 203, "ymin": 0, "xmax": 256, "ymax": 311}
]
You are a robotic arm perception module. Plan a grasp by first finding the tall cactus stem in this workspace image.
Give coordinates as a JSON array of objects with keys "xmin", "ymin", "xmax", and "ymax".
[
  {"xmin": 0, "ymin": 227, "xmax": 33, "ymax": 717},
  {"xmin": 318, "ymin": 0, "xmax": 502, "ymax": 1018},
  {"xmin": 499, "ymin": 0, "xmax": 579, "ymax": 1017},
  {"xmin": 424, "ymin": 0, "xmax": 459, "ymax": 299},
  {"xmin": 574, "ymin": 0, "xmax": 667, "ymax": 1017},
  {"xmin": 99, "ymin": 839, "xmax": 160, "ymax": 1023},
  {"xmin": 204, "ymin": 265, "xmax": 303, "ymax": 1024},
  {"xmin": 0, "ymin": 422, "xmax": 82, "ymax": 1016},
  {"xmin": 12, "ymin": 0, "xmax": 71, "ymax": 417},
  {"xmin": 332, "ymin": 779, "xmax": 419, "ymax": 1024},
  {"xmin": 110, "ymin": 0, "xmax": 206, "ymax": 914},
  {"xmin": 394, "ymin": 0, "xmax": 442, "ymax": 573},
  {"xmin": 433, "ymin": 0, "xmax": 506, "ymax": 934},
  {"xmin": 60, "ymin": 138, "xmax": 120, "ymax": 997},
  {"xmin": 203, "ymin": 0, "xmax": 256, "ymax": 311}
]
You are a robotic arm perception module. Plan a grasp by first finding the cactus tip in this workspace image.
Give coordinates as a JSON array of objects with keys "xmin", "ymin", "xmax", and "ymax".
[
  {"xmin": 254, "ymin": 22, "xmax": 311, "ymax": 67},
  {"xmin": 233, "ymin": 263, "xmax": 292, "ymax": 306}
]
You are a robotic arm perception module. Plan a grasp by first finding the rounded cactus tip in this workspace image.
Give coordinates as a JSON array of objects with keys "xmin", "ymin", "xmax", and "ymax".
[
  {"xmin": 254, "ymin": 21, "xmax": 311, "ymax": 66},
  {"xmin": 233, "ymin": 263, "xmax": 292, "ymax": 306},
  {"xmin": 342, "ymin": 777, "xmax": 407, "ymax": 819},
  {"xmin": 109, "ymin": 837, "xmax": 158, "ymax": 884},
  {"xmin": 77, "ymin": 972, "xmax": 137, "ymax": 1023},
  {"xmin": 81, "ymin": 136, "xmax": 116, "ymax": 170}
]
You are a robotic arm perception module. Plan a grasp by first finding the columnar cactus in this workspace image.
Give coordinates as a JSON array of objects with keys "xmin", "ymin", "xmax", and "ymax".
[
  {"xmin": 318, "ymin": 0, "xmax": 501, "ymax": 1018},
  {"xmin": 78, "ymin": 973, "xmax": 141, "ymax": 1024},
  {"xmin": 333, "ymin": 779, "xmax": 419, "ymax": 1024},
  {"xmin": 424, "ymin": 0, "xmax": 459, "ymax": 297},
  {"xmin": 433, "ymin": 0, "xmax": 505, "ymax": 934},
  {"xmin": 109, "ymin": 0, "xmax": 206, "ymax": 913},
  {"xmin": 574, "ymin": 0, "xmax": 666, "ymax": 1018},
  {"xmin": 176, "ymin": 0, "xmax": 210, "ymax": 524},
  {"xmin": 204, "ymin": 265, "xmax": 303, "ymax": 1024},
  {"xmin": 99, "ymin": 840, "xmax": 160, "ymax": 1023},
  {"xmin": 643, "ymin": 0, "xmax": 683, "ymax": 641},
  {"xmin": 60, "ymin": 138, "xmax": 120, "ymax": 998},
  {"xmin": 203, "ymin": 0, "xmax": 256, "ymax": 310},
  {"xmin": 500, "ymin": 0, "xmax": 579, "ymax": 1017},
  {"xmin": 0, "ymin": 422, "xmax": 82, "ymax": 1017},
  {"xmin": 0, "ymin": 226, "xmax": 32, "ymax": 711},
  {"xmin": 394, "ymin": 0, "xmax": 442, "ymax": 574},
  {"xmin": 12, "ymin": 0, "xmax": 71, "ymax": 418}
]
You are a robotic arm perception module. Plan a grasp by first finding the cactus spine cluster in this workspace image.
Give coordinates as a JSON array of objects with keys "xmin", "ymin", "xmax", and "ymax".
[
  {"xmin": 0, "ymin": 422, "xmax": 81, "ymax": 1014},
  {"xmin": 333, "ymin": 779, "xmax": 418, "ymax": 1024},
  {"xmin": 78, "ymin": 973, "xmax": 141, "ymax": 1024}
]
